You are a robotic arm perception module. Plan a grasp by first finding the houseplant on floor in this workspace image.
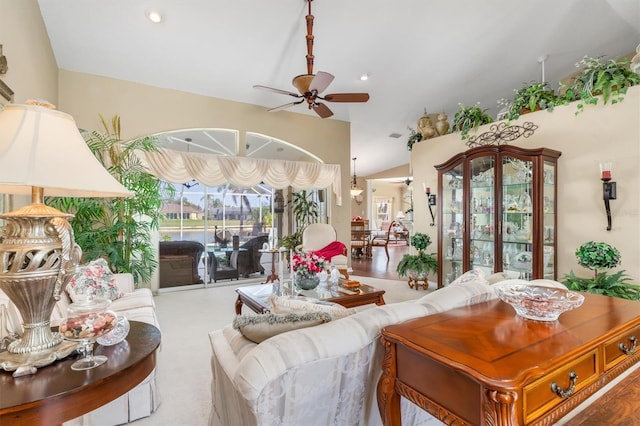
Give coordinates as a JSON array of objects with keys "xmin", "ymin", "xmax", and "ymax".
[
  {"xmin": 450, "ymin": 102, "xmax": 494, "ymax": 140},
  {"xmin": 563, "ymin": 55, "xmax": 640, "ymax": 115},
  {"xmin": 279, "ymin": 189, "xmax": 320, "ymax": 259},
  {"xmin": 48, "ymin": 115, "xmax": 173, "ymax": 286},
  {"xmin": 562, "ymin": 241, "xmax": 640, "ymax": 300},
  {"xmin": 396, "ymin": 232, "xmax": 438, "ymax": 290}
]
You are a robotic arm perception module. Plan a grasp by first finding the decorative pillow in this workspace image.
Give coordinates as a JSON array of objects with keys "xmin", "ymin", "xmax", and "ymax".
[
  {"xmin": 267, "ymin": 294, "xmax": 356, "ymax": 320},
  {"xmin": 232, "ymin": 312, "xmax": 332, "ymax": 343},
  {"xmin": 487, "ymin": 272, "xmax": 510, "ymax": 285},
  {"xmin": 66, "ymin": 258, "xmax": 122, "ymax": 302},
  {"xmin": 450, "ymin": 268, "xmax": 488, "ymax": 286}
]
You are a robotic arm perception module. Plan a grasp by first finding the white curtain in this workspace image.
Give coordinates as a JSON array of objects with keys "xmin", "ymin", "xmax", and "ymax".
[{"xmin": 137, "ymin": 148, "xmax": 342, "ymax": 205}]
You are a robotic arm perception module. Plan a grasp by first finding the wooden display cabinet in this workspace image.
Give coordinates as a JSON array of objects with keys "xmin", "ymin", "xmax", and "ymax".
[{"xmin": 435, "ymin": 145, "xmax": 561, "ymax": 285}]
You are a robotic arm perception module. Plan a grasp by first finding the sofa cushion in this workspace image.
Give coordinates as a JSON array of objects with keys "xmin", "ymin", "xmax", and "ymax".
[
  {"xmin": 267, "ymin": 294, "xmax": 356, "ymax": 320},
  {"xmin": 233, "ymin": 311, "xmax": 332, "ymax": 343},
  {"xmin": 450, "ymin": 267, "xmax": 488, "ymax": 287},
  {"xmin": 487, "ymin": 271, "xmax": 510, "ymax": 284},
  {"xmin": 66, "ymin": 258, "xmax": 123, "ymax": 302},
  {"xmin": 415, "ymin": 277, "xmax": 497, "ymax": 312}
]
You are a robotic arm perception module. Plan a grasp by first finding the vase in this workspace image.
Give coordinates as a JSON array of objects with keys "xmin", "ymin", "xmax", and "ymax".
[{"xmin": 296, "ymin": 275, "xmax": 320, "ymax": 290}]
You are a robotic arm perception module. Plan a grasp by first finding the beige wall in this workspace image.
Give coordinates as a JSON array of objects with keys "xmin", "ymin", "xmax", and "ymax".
[
  {"xmin": 411, "ymin": 86, "xmax": 640, "ymax": 281},
  {"xmin": 0, "ymin": 0, "xmax": 58, "ymax": 104}
]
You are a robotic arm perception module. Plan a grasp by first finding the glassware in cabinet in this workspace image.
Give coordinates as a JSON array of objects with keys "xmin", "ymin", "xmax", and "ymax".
[{"xmin": 436, "ymin": 145, "xmax": 561, "ymax": 286}]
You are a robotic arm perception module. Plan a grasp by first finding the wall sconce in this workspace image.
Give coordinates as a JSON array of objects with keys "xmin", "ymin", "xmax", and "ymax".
[
  {"xmin": 600, "ymin": 162, "xmax": 616, "ymax": 231},
  {"xmin": 424, "ymin": 183, "xmax": 436, "ymax": 226}
]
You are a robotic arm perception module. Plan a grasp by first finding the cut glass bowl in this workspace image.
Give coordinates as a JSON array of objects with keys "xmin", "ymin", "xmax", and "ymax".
[{"xmin": 494, "ymin": 284, "xmax": 584, "ymax": 321}]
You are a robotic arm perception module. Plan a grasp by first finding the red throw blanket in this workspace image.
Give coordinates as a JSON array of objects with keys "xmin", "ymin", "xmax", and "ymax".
[{"xmin": 312, "ymin": 241, "xmax": 347, "ymax": 261}]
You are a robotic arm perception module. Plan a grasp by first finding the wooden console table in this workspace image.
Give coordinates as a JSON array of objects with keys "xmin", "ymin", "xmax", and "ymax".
[
  {"xmin": 0, "ymin": 321, "xmax": 161, "ymax": 425},
  {"xmin": 377, "ymin": 293, "xmax": 640, "ymax": 425}
]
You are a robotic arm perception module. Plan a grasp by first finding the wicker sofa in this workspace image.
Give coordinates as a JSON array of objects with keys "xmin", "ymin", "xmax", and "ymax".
[{"xmin": 159, "ymin": 240, "xmax": 204, "ymax": 287}]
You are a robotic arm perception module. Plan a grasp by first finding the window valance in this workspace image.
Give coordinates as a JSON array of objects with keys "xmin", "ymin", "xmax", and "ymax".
[{"xmin": 138, "ymin": 148, "xmax": 343, "ymax": 205}]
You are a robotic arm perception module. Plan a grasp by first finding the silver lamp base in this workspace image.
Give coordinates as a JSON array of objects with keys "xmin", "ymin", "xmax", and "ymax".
[{"xmin": 0, "ymin": 200, "xmax": 81, "ymax": 375}]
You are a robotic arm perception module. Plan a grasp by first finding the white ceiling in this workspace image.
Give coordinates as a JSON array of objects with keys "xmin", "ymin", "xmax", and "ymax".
[{"xmin": 37, "ymin": 0, "xmax": 640, "ymax": 177}]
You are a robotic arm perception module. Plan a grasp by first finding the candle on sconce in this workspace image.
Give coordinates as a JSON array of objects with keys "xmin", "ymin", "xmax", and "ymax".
[
  {"xmin": 423, "ymin": 183, "xmax": 431, "ymax": 194},
  {"xmin": 600, "ymin": 162, "xmax": 612, "ymax": 180}
]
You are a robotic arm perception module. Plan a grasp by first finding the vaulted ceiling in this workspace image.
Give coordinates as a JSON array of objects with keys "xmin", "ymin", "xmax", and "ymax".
[{"xmin": 37, "ymin": 0, "xmax": 640, "ymax": 176}]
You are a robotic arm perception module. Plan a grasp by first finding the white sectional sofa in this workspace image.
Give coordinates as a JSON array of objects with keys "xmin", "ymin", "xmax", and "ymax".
[
  {"xmin": 0, "ymin": 273, "xmax": 160, "ymax": 426},
  {"xmin": 208, "ymin": 271, "xmax": 512, "ymax": 426}
]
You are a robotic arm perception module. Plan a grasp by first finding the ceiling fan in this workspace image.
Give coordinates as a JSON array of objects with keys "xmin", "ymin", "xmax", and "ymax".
[{"xmin": 253, "ymin": 0, "xmax": 369, "ymax": 118}]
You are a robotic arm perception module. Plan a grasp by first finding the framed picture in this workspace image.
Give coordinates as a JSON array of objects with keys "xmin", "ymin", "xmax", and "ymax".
[{"xmin": 0, "ymin": 78, "xmax": 13, "ymax": 104}]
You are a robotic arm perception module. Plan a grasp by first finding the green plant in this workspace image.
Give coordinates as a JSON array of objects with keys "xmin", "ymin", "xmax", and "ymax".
[
  {"xmin": 563, "ymin": 270, "xmax": 640, "ymax": 301},
  {"xmin": 396, "ymin": 232, "xmax": 437, "ymax": 278},
  {"xmin": 504, "ymin": 81, "xmax": 564, "ymax": 120},
  {"xmin": 450, "ymin": 102, "xmax": 494, "ymax": 140},
  {"xmin": 47, "ymin": 115, "xmax": 173, "ymax": 286},
  {"xmin": 406, "ymin": 127, "xmax": 422, "ymax": 151},
  {"xmin": 561, "ymin": 241, "xmax": 638, "ymax": 300},
  {"xmin": 563, "ymin": 56, "xmax": 640, "ymax": 115},
  {"xmin": 290, "ymin": 189, "xmax": 319, "ymax": 230},
  {"xmin": 575, "ymin": 241, "xmax": 621, "ymax": 274}
]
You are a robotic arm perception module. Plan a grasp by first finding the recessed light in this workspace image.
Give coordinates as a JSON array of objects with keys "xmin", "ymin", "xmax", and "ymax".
[
  {"xmin": 389, "ymin": 132, "xmax": 402, "ymax": 139},
  {"xmin": 360, "ymin": 73, "xmax": 369, "ymax": 81},
  {"xmin": 146, "ymin": 9, "xmax": 163, "ymax": 23}
]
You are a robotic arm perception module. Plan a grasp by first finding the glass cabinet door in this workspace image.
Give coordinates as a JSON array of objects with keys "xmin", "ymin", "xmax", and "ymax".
[
  {"xmin": 542, "ymin": 160, "xmax": 556, "ymax": 279},
  {"xmin": 502, "ymin": 156, "xmax": 534, "ymax": 279},
  {"xmin": 469, "ymin": 155, "xmax": 496, "ymax": 277},
  {"xmin": 441, "ymin": 163, "xmax": 464, "ymax": 285}
]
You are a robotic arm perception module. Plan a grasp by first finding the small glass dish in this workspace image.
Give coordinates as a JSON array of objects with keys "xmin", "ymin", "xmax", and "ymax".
[
  {"xmin": 494, "ymin": 284, "xmax": 584, "ymax": 322},
  {"xmin": 97, "ymin": 315, "xmax": 130, "ymax": 346}
]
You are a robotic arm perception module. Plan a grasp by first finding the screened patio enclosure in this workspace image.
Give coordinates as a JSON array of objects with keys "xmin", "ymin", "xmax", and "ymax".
[{"xmin": 146, "ymin": 129, "xmax": 336, "ymax": 286}]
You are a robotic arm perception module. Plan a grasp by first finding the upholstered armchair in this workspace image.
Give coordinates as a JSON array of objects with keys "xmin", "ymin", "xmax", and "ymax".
[{"xmin": 299, "ymin": 223, "xmax": 348, "ymax": 276}]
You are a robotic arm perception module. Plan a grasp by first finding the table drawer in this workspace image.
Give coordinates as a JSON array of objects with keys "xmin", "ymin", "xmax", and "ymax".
[
  {"xmin": 604, "ymin": 325, "xmax": 640, "ymax": 369},
  {"xmin": 523, "ymin": 350, "xmax": 599, "ymax": 424}
]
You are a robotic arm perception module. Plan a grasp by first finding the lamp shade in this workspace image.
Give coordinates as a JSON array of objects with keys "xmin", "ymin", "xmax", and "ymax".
[{"xmin": 0, "ymin": 104, "xmax": 132, "ymax": 198}]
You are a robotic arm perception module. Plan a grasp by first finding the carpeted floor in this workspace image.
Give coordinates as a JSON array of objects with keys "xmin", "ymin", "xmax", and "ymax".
[{"xmin": 131, "ymin": 276, "xmax": 430, "ymax": 426}]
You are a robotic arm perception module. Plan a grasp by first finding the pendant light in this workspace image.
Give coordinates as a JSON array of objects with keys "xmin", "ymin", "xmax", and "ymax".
[{"xmin": 350, "ymin": 157, "xmax": 363, "ymax": 197}]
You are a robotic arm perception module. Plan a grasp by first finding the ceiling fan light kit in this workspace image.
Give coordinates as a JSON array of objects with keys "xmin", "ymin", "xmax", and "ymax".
[{"xmin": 254, "ymin": 0, "xmax": 369, "ymax": 118}]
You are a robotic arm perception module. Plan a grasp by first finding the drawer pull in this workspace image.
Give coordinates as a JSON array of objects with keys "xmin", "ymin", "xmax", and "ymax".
[
  {"xmin": 619, "ymin": 336, "xmax": 637, "ymax": 355},
  {"xmin": 551, "ymin": 370, "xmax": 578, "ymax": 399}
]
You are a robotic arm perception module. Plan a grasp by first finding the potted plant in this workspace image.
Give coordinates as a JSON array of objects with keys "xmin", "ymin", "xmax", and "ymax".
[
  {"xmin": 502, "ymin": 81, "xmax": 564, "ymax": 120},
  {"xmin": 562, "ymin": 241, "xmax": 640, "ymax": 300},
  {"xmin": 406, "ymin": 127, "xmax": 422, "ymax": 151},
  {"xmin": 563, "ymin": 55, "xmax": 640, "ymax": 115},
  {"xmin": 396, "ymin": 232, "xmax": 438, "ymax": 288},
  {"xmin": 279, "ymin": 189, "xmax": 320, "ymax": 259},
  {"xmin": 48, "ymin": 115, "xmax": 173, "ymax": 286},
  {"xmin": 450, "ymin": 102, "xmax": 494, "ymax": 140}
]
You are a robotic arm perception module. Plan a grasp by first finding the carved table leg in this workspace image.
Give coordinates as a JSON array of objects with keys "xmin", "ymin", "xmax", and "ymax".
[
  {"xmin": 482, "ymin": 388, "xmax": 518, "ymax": 425},
  {"xmin": 377, "ymin": 337, "xmax": 401, "ymax": 426}
]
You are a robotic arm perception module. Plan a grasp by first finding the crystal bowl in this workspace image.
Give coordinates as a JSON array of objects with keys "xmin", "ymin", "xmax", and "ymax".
[{"xmin": 494, "ymin": 284, "xmax": 584, "ymax": 321}]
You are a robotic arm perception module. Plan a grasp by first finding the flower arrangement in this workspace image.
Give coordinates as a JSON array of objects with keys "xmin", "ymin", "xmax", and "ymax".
[
  {"xmin": 292, "ymin": 251, "xmax": 327, "ymax": 279},
  {"xmin": 352, "ymin": 216, "xmax": 363, "ymax": 221}
]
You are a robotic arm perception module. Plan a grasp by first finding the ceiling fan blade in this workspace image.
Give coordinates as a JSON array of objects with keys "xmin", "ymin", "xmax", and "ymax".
[
  {"xmin": 323, "ymin": 93, "xmax": 370, "ymax": 103},
  {"xmin": 268, "ymin": 99, "xmax": 304, "ymax": 113},
  {"xmin": 253, "ymin": 85, "xmax": 301, "ymax": 98},
  {"xmin": 312, "ymin": 102, "xmax": 334, "ymax": 118},
  {"xmin": 309, "ymin": 71, "xmax": 335, "ymax": 94}
]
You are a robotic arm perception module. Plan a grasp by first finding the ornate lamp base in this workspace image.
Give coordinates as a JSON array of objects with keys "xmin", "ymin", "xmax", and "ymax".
[{"xmin": 0, "ymin": 340, "xmax": 79, "ymax": 377}]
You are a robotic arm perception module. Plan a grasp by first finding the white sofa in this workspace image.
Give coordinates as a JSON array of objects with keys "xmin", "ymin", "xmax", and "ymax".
[
  {"xmin": 0, "ymin": 273, "xmax": 161, "ymax": 426},
  {"xmin": 208, "ymin": 272, "xmax": 513, "ymax": 426}
]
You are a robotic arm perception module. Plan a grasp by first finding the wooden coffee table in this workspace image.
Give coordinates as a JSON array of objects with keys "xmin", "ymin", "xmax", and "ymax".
[{"xmin": 235, "ymin": 282, "xmax": 386, "ymax": 314}]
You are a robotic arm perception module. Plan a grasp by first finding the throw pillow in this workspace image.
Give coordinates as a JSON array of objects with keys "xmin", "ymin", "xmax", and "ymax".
[
  {"xmin": 66, "ymin": 258, "xmax": 123, "ymax": 302},
  {"xmin": 267, "ymin": 294, "xmax": 356, "ymax": 320},
  {"xmin": 449, "ymin": 268, "xmax": 488, "ymax": 286},
  {"xmin": 233, "ymin": 311, "xmax": 332, "ymax": 343},
  {"xmin": 486, "ymin": 272, "xmax": 510, "ymax": 285}
]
